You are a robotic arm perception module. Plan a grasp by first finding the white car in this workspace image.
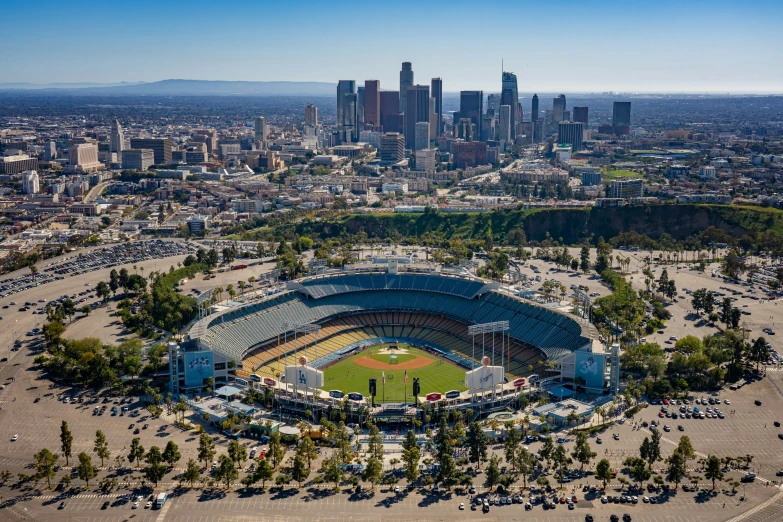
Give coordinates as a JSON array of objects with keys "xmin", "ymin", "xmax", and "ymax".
[
  {"xmin": 145, "ymin": 501, "xmax": 152, "ymax": 509},
  {"xmin": 11, "ymin": 434, "xmax": 18, "ymax": 441},
  {"xmin": 132, "ymin": 501, "xmax": 140, "ymax": 509},
  {"xmin": 459, "ymin": 503, "xmax": 465, "ymax": 510},
  {"xmin": 724, "ymin": 399, "xmax": 731, "ymax": 405}
]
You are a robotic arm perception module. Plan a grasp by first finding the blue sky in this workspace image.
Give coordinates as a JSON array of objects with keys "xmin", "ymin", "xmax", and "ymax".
[{"xmin": 3, "ymin": 0, "xmax": 781, "ymax": 93}]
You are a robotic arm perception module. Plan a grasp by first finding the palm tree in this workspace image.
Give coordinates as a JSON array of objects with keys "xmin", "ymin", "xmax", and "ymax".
[
  {"xmin": 133, "ymin": 264, "xmax": 137, "ymax": 274},
  {"xmin": 30, "ymin": 265, "xmax": 38, "ymax": 282}
]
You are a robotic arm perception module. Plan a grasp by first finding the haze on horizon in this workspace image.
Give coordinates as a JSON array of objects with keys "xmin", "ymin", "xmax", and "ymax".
[{"xmin": 2, "ymin": 0, "xmax": 781, "ymax": 94}]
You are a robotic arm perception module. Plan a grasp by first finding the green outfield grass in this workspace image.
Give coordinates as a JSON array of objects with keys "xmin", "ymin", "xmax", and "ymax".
[{"xmin": 321, "ymin": 344, "xmax": 468, "ymax": 403}]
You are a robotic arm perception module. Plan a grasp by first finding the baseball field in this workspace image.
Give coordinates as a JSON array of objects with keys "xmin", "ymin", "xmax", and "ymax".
[{"xmin": 320, "ymin": 344, "xmax": 468, "ymax": 402}]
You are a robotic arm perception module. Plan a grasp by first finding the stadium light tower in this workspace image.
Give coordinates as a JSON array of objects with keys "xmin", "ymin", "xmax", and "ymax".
[
  {"xmin": 468, "ymin": 321, "xmax": 510, "ymax": 375},
  {"xmin": 281, "ymin": 322, "xmax": 322, "ymax": 401}
]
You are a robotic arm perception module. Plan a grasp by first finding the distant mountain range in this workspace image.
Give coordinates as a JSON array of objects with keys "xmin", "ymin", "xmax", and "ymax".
[{"xmin": 0, "ymin": 79, "xmax": 337, "ymax": 96}]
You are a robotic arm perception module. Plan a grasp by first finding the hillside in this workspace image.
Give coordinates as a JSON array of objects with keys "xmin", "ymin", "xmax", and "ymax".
[{"xmin": 292, "ymin": 205, "xmax": 783, "ymax": 245}]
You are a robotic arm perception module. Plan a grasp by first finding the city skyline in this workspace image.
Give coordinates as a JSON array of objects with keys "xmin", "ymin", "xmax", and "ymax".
[{"xmin": 1, "ymin": 0, "xmax": 781, "ymax": 93}]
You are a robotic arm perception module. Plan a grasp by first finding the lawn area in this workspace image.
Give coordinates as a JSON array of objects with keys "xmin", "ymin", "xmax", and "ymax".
[
  {"xmin": 321, "ymin": 344, "xmax": 468, "ymax": 403},
  {"xmin": 602, "ymin": 168, "xmax": 641, "ymax": 181}
]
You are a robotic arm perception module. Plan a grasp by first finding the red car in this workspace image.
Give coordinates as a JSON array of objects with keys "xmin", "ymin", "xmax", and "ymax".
[
  {"xmin": 571, "ymin": 496, "xmax": 578, "ymax": 503},
  {"xmin": 658, "ymin": 412, "xmax": 664, "ymax": 418},
  {"xmin": 663, "ymin": 399, "xmax": 669, "ymax": 405}
]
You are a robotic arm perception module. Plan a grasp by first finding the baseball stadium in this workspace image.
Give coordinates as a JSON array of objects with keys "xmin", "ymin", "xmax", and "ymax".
[{"xmin": 186, "ymin": 261, "xmax": 611, "ymax": 418}]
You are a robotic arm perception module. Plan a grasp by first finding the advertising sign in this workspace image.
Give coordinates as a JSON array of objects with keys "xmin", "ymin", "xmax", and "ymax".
[
  {"xmin": 184, "ymin": 351, "xmax": 214, "ymax": 388},
  {"xmin": 513, "ymin": 378, "xmax": 526, "ymax": 387},
  {"xmin": 426, "ymin": 393, "xmax": 442, "ymax": 401},
  {"xmin": 574, "ymin": 352, "xmax": 606, "ymax": 389},
  {"xmin": 329, "ymin": 390, "xmax": 344, "ymax": 399},
  {"xmin": 347, "ymin": 392, "xmax": 364, "ymax": 401},
  {"xmin": 263, "ymin": 377, "xmax": 276, "ymax": 387},
  {"xmin": 465, "ymin": 365, "xmax": 504, "ymax": 389},
  {"xmin": 284, "ymin": 365, "xmax": 324, "ymax": 388},
  {"xmin": 445, "ymin": 390, "xmax": 461, "ymax": 399},
  {"xmin": 250, "ymin": 374, "xmax": 261, "ymax": 383}
]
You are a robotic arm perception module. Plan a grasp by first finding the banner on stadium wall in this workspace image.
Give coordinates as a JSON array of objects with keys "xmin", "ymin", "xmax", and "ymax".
[
  {"xmin": 426, "ymin": 393, "xmax": 442, "ymax": 401},
  {"xmin": 445, "ymin": 390, "xmax": 461, "ymax": 399},
  {"xmin": 184, "ymin": 351, "xmax": 214, "ymax": 387},
  {"xmin": 513, "ymin": 378, "xmax": 526, "ymax": 387},
  {"xmin": 574, "ymin": 352, "xmax": 606, "ymax": 389},
  {"xmin": 284, "ymin": 365, "xmax": 324, "ymax": 388},
  {"xmin": 465, "ymin": 365, "xmax": 504, "ymax": 389},
  {"xmin": 347, "ymin": 392, "xmax": 364, "ymax": 401},
  {"xmin": 329, "ymin": 390, "xmax": 344, "ymax": 399}
]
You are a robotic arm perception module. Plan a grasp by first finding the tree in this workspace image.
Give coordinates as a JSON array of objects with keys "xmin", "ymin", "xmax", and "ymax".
[
  {"xmin": 44, "ymin": 321, "xmax": 66, "ymax": 349},
  {"xmin": 571, "ymin": 432, "xmax": 596, "ymax": 471},
  {"xmin": 216, "ymin": 454, "xmax": 238, "ymax": 489},
  {"xmin": 514, "ymin": 446, "xmax": 537, "ymax": 488},
  {"xmin": 144, "ymin": 446, "xmax": 166, "ymax": 487},
  {"xmin": 485, "ymin": 455, "xmax": 501, "ymax": 491},
  {"xmin": 94, "ymin": 430, "xmax": 110, "ymax": 467},
  {"xmin": 503, "ymin": 421, "xmax": 520, "ymax": 469},
  {"xmin": 77, "ymin": 452, "xmax": 96, "ymax": 486},
  {"xmin": 34, "ymin": 448, "xmax": 58, "ymax": 488},
  {"xmin": 552, "ymin": 443, "xmax": 569, "ymax": 486},
  {"xmin": 624, "ymin": 457, "xmax": 651, "ymax": 488},
  {"xmin": 197, "ymin": 432, "xmax": 216, "ymax": 468},
  {"xmin": 367, "ymin": 424, "xmax": 384, "ymax": 461},
  {"xmin": 95, "ymin": 281, "xmax": 111, "ymax": 303},
  {"xmin": 704, "ymin": 455, "xmax": 723, "ymax": 490},
  {"xmin": 580, "ymin": 245, "xmax": 591, "ymax": 273},
  {"xmin": 320, "ymin": 452, "xmax": 344, "ymax": 489},
  {"xmin": 255, "ymin": 457, "xmax": 275, "ymax": 489},
  {"xmin": 291, "ymin": 453, "xmax": 310, "ymax": 488},
  {"xmin": 676, "ymin": 436, "xmax": 696, "ymax": 467},
  {"xmin": 268, "ymin": 431, "xmax": 284, "ymax": 468},
  {"xmin": 298, "ymin": 435, "xmax": 317, "ymax": 469},
  {"xmin": 163, "ymin": 441, "xmax": 182, "ymax": 468},
  {"xmin": 227, "ymin": 440, "xmax": 247, "ymax": 469},
  {"xmin": 540, "ymin": 436, "xmax": 555, "ymax": 469},
  {"xmin": 363, "ymin": 455, "xmax": 383, "ymax": 490},
  {"xmin": 128, "ymin": 437, "xmax": 145, "ymax": 468},
  {"xmin": 183, "ymin": 458, "xmax": 201, "ymax": 487},
  {"xmin": 60, "ymin": 421, "xmax": 73, "ymax": 466},
  {"xmin": 596, "ymin": 458, "xmax": 612, "ymax": 489},
  {"xmin": 666, "ymin": 450, "xmax": 687, "ymax": 490},
  {"xmin": 401, "ymin": 430, "xmax": 421, "ymax": 484},
  {"xmin": 467, "ymin": 421, "xmax": 488, "ymax": 469}
]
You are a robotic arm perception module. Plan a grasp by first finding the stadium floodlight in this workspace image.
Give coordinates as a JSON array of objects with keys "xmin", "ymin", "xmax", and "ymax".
[
  {"xmin": 468, "ymin": 320, "xmax": 510, "ymax": 375},
  {"xmin": 281, "ymin": 322, "xmax": 322, "ymax": 372}
]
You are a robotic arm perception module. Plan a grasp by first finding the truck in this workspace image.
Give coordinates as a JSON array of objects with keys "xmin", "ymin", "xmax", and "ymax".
[{"xmin": 155, "ymin": 492, "xmax": 168, "ymax": 508}]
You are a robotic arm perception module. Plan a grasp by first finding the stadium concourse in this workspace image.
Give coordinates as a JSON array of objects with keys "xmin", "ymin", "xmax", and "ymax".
[{"xmin": 187, "ymin": 262, "xmax": 603, "ymax": 415}]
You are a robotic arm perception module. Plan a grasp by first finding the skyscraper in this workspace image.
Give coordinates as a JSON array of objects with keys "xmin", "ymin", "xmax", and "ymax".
[
  {"xmin": 254, "ymin": 117, "xmax": 268, "ymax": 141},
  {"xmin": 459, "ymin": 91, "xmax": 484, "ymax": 140},
  {"xmin": 342, "ymin": 93, "xmax": 358, "ymax": 142},
  {"xmin": 304, "ymin": 104, "xmax": 318, "ymax": 126},
  {"xmin": 129, "ymin": 138, "xmax": 172, "ymax": 165},
  {"xmin": 22, "ymin": 169, "xmax": 39, "ymax": 194},
  {"xmin": 414, "ymin": 121, "xmax": 430, "ymax": 151},
  {"xmin": 487, "ymin": 94, "xmax": 501, "ymax": 115},
  {"xmin": 500, "ymin": 71, "xmax": 519, "ymax": 139},
  {"xmin": 404, "ymin": 84, "xmax": 430, "ymax": 149},
  {"xmin": 531, "ymin": 94, "xmax": 539, "ymax": 122},
  {"xmin": 499, "ymin": 105, "xmax": 512, "ymax": 145},
  {"xmin": 399, "ymin": 62, "xmax": 413, "ymax": 118},
  {"xmin": 553, "ymin": 94, "xmax": 566, "ymax": 122},
  {"xmin": 364, "ymin": 80, "xmax": 380, "ymax": 128},
  {"xmin": 380, "ymin": 132, "xmax": 405, "ymax": 162},
  {"xmin": 110, "ymin": 118, "xmax": 125, "ymax": 153},
  {"xmin": 573, "ymin": 106, "xmax": 589, "ymax": 125},
  {"xmin": 612, "ymin": 101, "xmax": 632, "ymax": 135},
  {"xmin": 337, "ymin": 80, "xmax": 356, "ymax": 143},
  {"xmin": 558, "ymin": 121, "xmax": 584, "ymax": 151},
  {"xmin": 357, "ymin": 86, "xmax": 365, "ymax": 129},
  {"xmin": 380, "ymin": 91, "xmax": 401, "ymax": 133},
  {"xmin": 430, "ymin": 78, "xmax": 443, "ymax": 137}
]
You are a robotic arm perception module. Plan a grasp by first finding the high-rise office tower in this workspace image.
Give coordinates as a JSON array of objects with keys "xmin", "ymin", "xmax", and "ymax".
[
  {"xmin": 573, "ymin": 106, "xmax": 589, "ymax": 125},
  {"xmin": 429, "ymin": 97, "xmax": 437, "ymax": 139},
  {"xmin": 129, "ymin": 138, "xmax": 172, "ymax": 164},
  {"xmin": 380, "ymin": 132, "xmax": 405, "ymax": 162},
  {"xmin": 364, "ymin": 80, "xmax": 380, "ymax": 128},
  {"xmin": 430, "ymin": 78, "xmax": 443, "ymax": 137},
  {"xmin": 357, "ymin": 86, "xmax": 365, "ymax": 129},
  {"xmin": 612, "ymin": 101, "xmax": 631, "ymax": 135},
  {"xmin": 414, "ymin": 121, "xmax": 430, "ymax": 151},
  {"xmin": 22, "ymin": 169, "xmax": 39, "ymax": 194},
  {"xmin": 531, "ymin": 94, "xmax": 539, "ymax": 122},
  {"xmin": 499, "ymin": 105, "xmax": 512, "ymax": 145},
  {"xmin": 500, "ymin": 71, "xmax": 519, "ymax": 138},
  {"xmin": 304, "ymin": 104, "xmax": 318, "ymax": 126},
  {"xmin": 342, "ymin": 93, "xmax": 358, "ymax": 142},
  {"xmin": 553, "ymin": 94, "xmax": 566, "ymax": 122},
  {"xmin": 487, "ymin": 94, "xmax": 500, "ymax": 115},
  {"xmin": 336, "ymin": 80, "xmax": 356, "ymax": 143},
  {"xmin": 558, "ymin": 121, "xmax": 584, "ymax": 151},
  {"xmin": 404, "ymin": 84, "xmax": 430, "ymax": 149},
  {"xmin": 380, "ymin": 91, "xmax": 401, "ymax": 133},
  {"xmin": 110, "ymin": 118, "xmax": 125, "ymax": 153},
  {"xmin": 254, "ymin": 117, "xmax": 269, "ymax": 142},
  {"xmin": 399, "ymin": 62, "xmax": 413, "ymax": 118},
  {"xmin": 44, "ymin": 140, "xmax": 57, "ymax": 161},
  {"xmin": 455, "ymin": 118, "xmax": 476, "ymax": 142},
  {"xmin": 459, "ymin": 91, "xmax": 484, "ymax": 140}
]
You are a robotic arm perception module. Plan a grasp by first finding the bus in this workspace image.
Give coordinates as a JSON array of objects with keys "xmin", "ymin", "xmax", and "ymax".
[{"xmin": 155, "ymin": 492, "xmax": 168, "ymax": 508}]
